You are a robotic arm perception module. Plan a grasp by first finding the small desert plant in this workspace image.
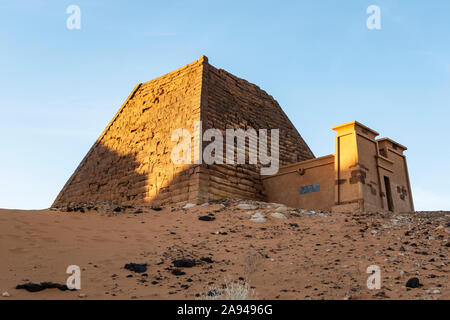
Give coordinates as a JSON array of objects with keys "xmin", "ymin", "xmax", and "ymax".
[{"xmin": 200, "ymin": 277, "xmax": 258, "ymax": 300}]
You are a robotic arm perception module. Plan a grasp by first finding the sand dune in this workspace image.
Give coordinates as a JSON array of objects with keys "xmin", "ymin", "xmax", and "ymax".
[{"xmin": 0, "ymin": 200, "xmax": 448, "ymax": 300}]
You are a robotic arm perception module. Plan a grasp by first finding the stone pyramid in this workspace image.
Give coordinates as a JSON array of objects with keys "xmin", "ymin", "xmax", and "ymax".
[{"xmin": 53, "ymin": 56, "xmax": 314, "ymax": 208}]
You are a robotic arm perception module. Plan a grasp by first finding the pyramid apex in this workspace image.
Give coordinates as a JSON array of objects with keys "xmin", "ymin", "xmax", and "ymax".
[{"xmin": 198, "ymin": 55, "xmax": 208, "ymax": 64}]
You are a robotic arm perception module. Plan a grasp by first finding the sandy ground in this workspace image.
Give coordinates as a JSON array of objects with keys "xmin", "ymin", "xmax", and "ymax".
[{"xmin": 0, "ymin": 199, "xmax": 448, "ymax": 300}]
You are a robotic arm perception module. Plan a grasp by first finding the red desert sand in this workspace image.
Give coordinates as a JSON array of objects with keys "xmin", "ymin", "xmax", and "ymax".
[{"xmin": 0, "ymin": 199, "xmax": 448, "ymax": 300}]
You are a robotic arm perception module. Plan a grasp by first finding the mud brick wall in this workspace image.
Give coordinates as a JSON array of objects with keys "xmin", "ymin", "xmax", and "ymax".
[
  {"xmin": 200, "ymin": 63, "xmax": 314, "ymax": 201},
  {"xmin": 53, "ymin": 58, "xmax": 206, "ymax": 207}
]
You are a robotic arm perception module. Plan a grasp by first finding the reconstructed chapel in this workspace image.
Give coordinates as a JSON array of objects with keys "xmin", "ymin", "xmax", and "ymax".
[{"xmin": 53, "ymin": 56, "xmax": 414, "ymax": 213}]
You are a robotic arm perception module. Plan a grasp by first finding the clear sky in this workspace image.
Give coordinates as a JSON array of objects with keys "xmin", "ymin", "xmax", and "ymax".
[{"xmin": 1, "ymin": 0, "xmax": 449, "ymax": 210}]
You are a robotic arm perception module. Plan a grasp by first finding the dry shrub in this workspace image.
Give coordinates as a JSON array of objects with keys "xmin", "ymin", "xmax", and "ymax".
[{"xmin": 200, "ymin": 277, "xmax": 258, "ymax": 300}]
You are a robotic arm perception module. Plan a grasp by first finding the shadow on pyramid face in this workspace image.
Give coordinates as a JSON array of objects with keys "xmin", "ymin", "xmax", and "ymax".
[
  {"xmin": 54, "ymin": 143, "xmax": 147, "ymax": 206},
  {"xmin": 53, "ymin": 139, "xmax": 209, "ymax": 208}
]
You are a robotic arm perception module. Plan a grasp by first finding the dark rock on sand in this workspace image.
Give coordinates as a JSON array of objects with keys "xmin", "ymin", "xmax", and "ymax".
[
  {"xmin": 405, "ymin": 277, "xmax": 421, "ymax": 288},
  {"xmin": 200, "ymin": 257, "xmax": 213, "ymax": 263},
  {"xmin": 172, "ymin": 269, "xmax": 186, "ymax": 276},
  {"xmin": 199, "ymin": 216, "xmax": 215, "ymax": 221},
  {"xmin": 16, "ymin": 282, "xmax": 73, "ymax": 293},
  {"xmin": 173, "ymin": 259, "xmax": 196, "ymax": 268},
  {"xmin": 207, "ymin": 289, "xmax": 219, "ymax": 297},
  {"xmin": 124, "ymin": 263, "xmax": 148, "ymax": 273}
]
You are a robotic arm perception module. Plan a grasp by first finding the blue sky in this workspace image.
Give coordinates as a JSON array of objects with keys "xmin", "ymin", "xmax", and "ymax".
[{"xmin": 1, "ymin": 0, "xmax": 449, "ymax": 210}]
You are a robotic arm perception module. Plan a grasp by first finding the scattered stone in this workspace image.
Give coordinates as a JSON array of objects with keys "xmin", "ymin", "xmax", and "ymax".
[
  {"xmin": 16, "ymin": 282, "xmax": 73, "ymax": 292},
  {"xmin": 433, "ymin": 289, "xmax": 441, "ymax": 294},
  {"xmin": 172, "ymin": 269, "xmax": 186, "ymax": 276},
  {"xmin": 2, "ymin": 292, "xmax": 10, "ymax": 297},
  {"xmin": 151, "ymin": 206, "xmax": 162, "ymax": 211},
  {"xmin": 78, "ymin": 293, "xmax": 87, "ymax": 298},
  {"xmin": 199, "ymin": 216, "xmax": 215, "ymax": 221},
  {"xmin": 270, "ymin": 212, "xmax": 287, "ymax": 219},
  {"xmin": 405, "ymin": 277, "xmax": 421, "ymax": 288},
  {"xmin": 134, "ymin": 209, "xmax": 143, "ymax": 214},
  {"xmin": 207, "ymin": 289, "xmax": 219, "ymax": 297},
  {"xmin": 251, "ymin": 212, "xmax": 266, "ymax": 223},
  {"xmin": 237, "ymin": 203, "xmax": 258, "ymax": 210},
  {"xmin": 173, "ymin": 259, "xmax": 196, "ymax": 268},
  {"xmin": 183, "ymin": 203, "xmax": 196, "ymax": 209},
  {"xmin": 275, "ymin": 206, "xmax": 288, "ymax": 213},
  {"xmin": 373, "ymin": 291, "xmax": 390, "ymax": 299},
  {"xmin": 113, "ymin": 207, "xmax": 121, "ymax": 213},
  {"xmin": 124, "ymin": 263, "xmax": 148, "ymax": 273},
  {"xmin": 200, "ymin": 257, "xmax": 214, "ymax": 263}
]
